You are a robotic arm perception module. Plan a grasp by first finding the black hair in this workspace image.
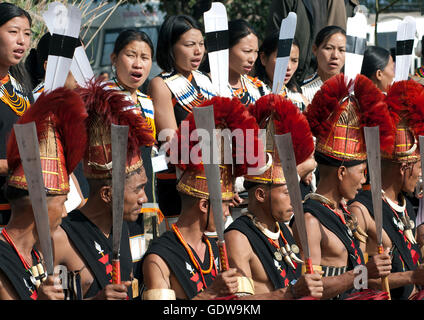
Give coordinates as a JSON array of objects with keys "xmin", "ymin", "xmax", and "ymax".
[
  {"xmin": 0, "ymin": 2, "xmax": 32, "ymax": 27},
  {"xmin": 24, "ymin": 32, "xmax": 51, "ymax": 89},
  {"xmin": 4, "ymin": 185, "xmax": 61, "ymax": 204},
  {"xmin": 360, "ymin": 46, "xmax": 391, "ymax": 80},
  {"xmin": 112, "ymin": 29, "xmax": 154, "ymax": 60},
  {"xmin": 314, "ymin": 25, "xmax": 346, "ymax": 48},
  {"xmin": 254, "ymin": 30, "xmax": 301, "ymax": 91},
  {"xmin": 0, "ymin": 3, "xmax": 33, "ymax": 95},
  {"xmin": 228, "ymin": 19, "xmax": 259, "ymax": 49},
  {"xmin": 156, "ymin": 15, "xmax": 202, "ymax": 73},
  {"xmin": 243, "ymin": 179, "xmax": 261, "ymax": 191},
  {"xmin": 4, "ymin": 185, "xmax": 29, "ymax": 202}
]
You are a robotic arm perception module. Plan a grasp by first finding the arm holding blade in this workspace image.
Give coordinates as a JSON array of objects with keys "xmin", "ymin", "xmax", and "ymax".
[
  {"xmin": 274, "ymin": 133, "xmax": 323, "ymax": 299},
  {"xmin": 364, "ymin": 126, "xmax": 392, "ymax": 299},
  {"xmin": 13, "ymin": 123, "xmax": 64, "ymax": 300}
]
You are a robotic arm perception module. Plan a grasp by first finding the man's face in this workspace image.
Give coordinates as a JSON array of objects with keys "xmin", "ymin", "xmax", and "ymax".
[
  {"xmin": 338, "ymin": 162, "xmax": 367, "ymax": 200},
  {"xmin": 402, "ymin": 160, "xmax": 421, "ymax": 194},
  {"xmin": 207, "ymin": 200, "xmax": 232, "ymax": 233},
  {"xmin": 122, "ymin": 169, "xmax": 148, "ymax": 222},
  {"xmin": 47, "ymin": 194, "xmax": 68, "ymax": 233},
  {"xmin": 269, "ymin": 184, "xmax": 293, "ymax": 223}
]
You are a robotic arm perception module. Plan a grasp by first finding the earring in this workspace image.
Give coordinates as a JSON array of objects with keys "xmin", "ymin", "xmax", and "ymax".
[{"xmin": 111, "ymin": 64, "xmax": 116, "ymax": 76}]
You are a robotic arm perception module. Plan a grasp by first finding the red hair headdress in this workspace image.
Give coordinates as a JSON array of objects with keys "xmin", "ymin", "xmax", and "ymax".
[
  {"xmin": 305, "ymin": 74, "xmax": 395, "ymax": 166},
  {"xmin": 245, "ymin": 94, "xmax": 314, "ymax": 184},
  {"xmin": 383, "ymin": 79, "xmax": 424, "ymax": 163},
  {"xmin": 172, "ymin": 96, "xmax": 264, "ymax": 200},
  {"xmin": 7, "ymin": 88, "xmax": 88, "ymax": 194},
  {"xmin": 76, "ymin": 80, "xmax": 155, "ymax": 179}
]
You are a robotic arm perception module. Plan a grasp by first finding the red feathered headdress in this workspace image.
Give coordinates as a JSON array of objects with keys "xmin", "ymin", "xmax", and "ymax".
[
  {"xmin": 7, "ymin": 87, "xmax": 88, "ymax": 195},
  {"xmin": 245, "ymin": 94, "xmax": 314, "ymax": 184},
  {"xmin": 383, "ymin": 79, "xmax": 424, "ymax": 163},
  {"xmin": 76, "ymin": 80, "xmax": 155, "ymax": 179},
  {"xmin": 305, "ymin": 74, "xmax": 395, "ymax": 166},
  {"xmin": 172, "ymin": 96, "xmax": 264, "ymax": 200}
]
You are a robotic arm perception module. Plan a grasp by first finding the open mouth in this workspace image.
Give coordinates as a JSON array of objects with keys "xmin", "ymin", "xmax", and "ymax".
[
  {"xmin": 13, "ymin": 48, "xmax": 25, "ymax": 58},
  {"xmin": 131, "ymin": 72, "xmax": 143, "ymax": 81},
  {"xmin": 191, "ymin": 59, "xmax": 201, "ymax": 67}
]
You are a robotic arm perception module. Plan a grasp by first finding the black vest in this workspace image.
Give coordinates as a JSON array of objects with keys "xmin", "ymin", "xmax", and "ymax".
[
  {"xmin": 0, "ymin": 241, "xmax": 40, "ymax": 300},
  {"xmin": 354, "ymin": 190, "xmax": 422, "ymax": 300},
  {"xmin": 225, "ymin": 215, "xmax": 301, "ymax": 289},
  {"xmin": 60, "ymin": 210, "xmax": 134, "ymax": 299},
  {"xmin": 303, "ymin": 198, "xmax": 365, "ymax": 269},
  {"xmin": 142, "ymin": 231, "xmax": 219, "ymax": 299},
  {"xmin": 303, "ymin": 198, "xmax": 365, "ymax": 299}
]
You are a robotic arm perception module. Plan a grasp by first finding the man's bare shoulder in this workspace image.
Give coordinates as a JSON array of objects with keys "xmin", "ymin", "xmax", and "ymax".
[
  {"xmin": 52, "ymin": 226, "xmax": 82, "ymax": 268},
  {"xmin": 349, "ymin": 201, "xmax": 370, "ymax": 216},
  {"xmin": 225, "ymin": 228, "xmax": 251, "ymax": 246},
  {"xmin": 304, "ymin": 211, "xmax": 322, "ymax": 229},
  {"xmin": 142, "ymin": 253, "xmax": 172, "ymax": 290}
]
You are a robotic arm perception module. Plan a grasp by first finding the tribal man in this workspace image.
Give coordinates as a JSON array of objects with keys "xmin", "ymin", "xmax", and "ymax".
[
  {"xmin": 52, "ymin": 81, "xmax": 155, "ymax": 299},
  {"xmin": 225, "ymin": 94, "xmax": 323, "ymax": 299},
  {"xmin": 349, "ymin": 79, "xmax": 424, "ymax": 299},
  {"xmin": 299, "ymin": 73, "xmax": 393, "ymax": 299},
  {"xmin": 142, "ymin": 96, "xmax": 267, "ymax": 300},
  {"xmin": 0, "ymin": 88, "xmax": 87, "ymax": 299}
]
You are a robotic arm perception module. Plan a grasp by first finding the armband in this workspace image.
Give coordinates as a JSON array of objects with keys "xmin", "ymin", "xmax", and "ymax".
[
  {"xmin": 235, "ymin": 276, "xmax": 254, "ymax": 296},
  {"xmin": 142, "ymin": 288, "xmax": 176, "ymax": 300}
]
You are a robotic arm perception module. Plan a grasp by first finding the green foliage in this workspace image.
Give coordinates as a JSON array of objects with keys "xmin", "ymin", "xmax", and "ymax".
[{"xmin": 156, "ymin": 0, "xmax": 272, "ymax": 40}]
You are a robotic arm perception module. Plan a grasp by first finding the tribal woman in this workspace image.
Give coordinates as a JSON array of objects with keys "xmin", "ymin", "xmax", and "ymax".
[
  {"xmin": 106, "ymin": 29, "xmax": 157, "ymax": 275},
  {"xmin": 361, "ymin": 46, "xmax": 395, "ymax": 93},
  {"xmin": 148, "ymin": 15, "xmax": 216, "ymax": 228},
  {"xmin": 0, "ymin": 3, "xmax": 33, "ymax": 228},
  {"xmin": 254, "ymin": 30, "xmax": 309, "ymax": 111},
  {"xmin": 228, "ymin": 19, "xmax": 270, "ymax": 106},
  {"xmin": 301, "ymin": 26, "xmax": 346, "ymax": 103}
]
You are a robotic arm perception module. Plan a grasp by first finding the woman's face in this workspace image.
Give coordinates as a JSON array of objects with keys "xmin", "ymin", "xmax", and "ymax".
[
  {"xmin": 0, "ymin": 16, "xmax": 31, "ymax": 73},
  {"xmin": 229, "ymin": 33, "xmax": 259, "ymax": 77},
  {"xmin": 285, "ymin": 44, "xmax": 300, "ymax": 84},
  {"xmin": 111, "ymin": 40, "xmax": 152, "ymax": 90},
  {"xmin": 173, "ymin": 28, "xmax": 205, "ymax": 75},
  {"xmin": 376, "ymin": 55, "xmax": 395, "ymax": 92},
  {"xmin": 261, "ymin": 44, "xmax": 300, "ymax": 86},
  {"xmin": 313, "ymin": 32, "xmax": 346, "ymax": 78}
]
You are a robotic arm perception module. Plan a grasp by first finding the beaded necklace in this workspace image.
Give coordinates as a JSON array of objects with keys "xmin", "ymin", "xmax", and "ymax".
[
  {"xmin": 1, "ymin": 228, "xmax": 46, "ymax": 292},
  {"xmin": 172, "ymin": 224, "xmax": 217, "ymax": 288},
  {"xmin": 415, "ymin": 66, "xmax": 424, "ymax": 78},
  {"xmin": 0, "ymin": 74, "xmax": 30, "ymax": 116}
]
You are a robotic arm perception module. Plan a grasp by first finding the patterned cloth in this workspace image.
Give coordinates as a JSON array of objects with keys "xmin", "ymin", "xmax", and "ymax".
[
  {"xmin": 301, "ymin": 72, "xmax": 323, "ymax": 103},
  {"xmin": 230, "ymin": 75, "xmax": 270, "ymax": 107},
  {"xmin": 104, "ymin": 78, "xmax": 156, "ymax": 139},
  {"xmin": 415, "ymin": 66, "xmax": 424, "ymax": 78}
]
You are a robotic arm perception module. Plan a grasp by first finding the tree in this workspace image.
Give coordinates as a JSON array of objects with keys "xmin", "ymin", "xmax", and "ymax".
[
  {"xmin": 8, "ymin": 0, "xmax": 127, "ymax": 48},
  {"xmin": 156, "ymin": 0, "xmax": 272, "ymax": 40}
]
